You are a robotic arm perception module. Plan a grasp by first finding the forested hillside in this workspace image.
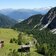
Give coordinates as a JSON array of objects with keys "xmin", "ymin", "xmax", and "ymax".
[
  {"xmin": 0, "ymin": 13, "xmax": 17, "ymax": 28},
  {"xmin": 14, "ymin": 14, "xmax": 43, "ymax": 31}
]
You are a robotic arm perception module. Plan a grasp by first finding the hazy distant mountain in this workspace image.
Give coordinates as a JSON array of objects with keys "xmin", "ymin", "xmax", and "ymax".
[
  {"xmin": 0, "ymin": 9, "xmax": 15, "ymax": 15},
  {"xmin": 0, "ymin": 8, "xmax": 49, "ymax": 21},
  {"xmin": 6, "ymin": 9, "xmax": 40, "ymax": 20},
  {"xmin": 0, "ymin": 13, "xmax": 17, "ymax": 28},
  {"xmin": 34, "ymin": 7, "xmax": 50, "ymax": 14}
]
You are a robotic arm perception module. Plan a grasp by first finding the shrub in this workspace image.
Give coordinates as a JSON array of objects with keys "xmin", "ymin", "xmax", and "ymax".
[
  {"xmin": 10, "ymin": 38, "xmax": 17, "ymax": 43},
  {"xmin": 13, "ymin": 38, "xmax": 16, "ymax": 41},
  {"xmin": 18, "ymin": 33, "xmax": 23, "ymax": 45},
  {"xmin": 8, "ymin": 49, "xmax": 19, "ymax": 56},
  {"xmin": 36, "ymin": 43, "xmax": 49, "ymax": 56},
  {"xmin": 10, "ymin": 39, "xmax": 13, "ymax": 43}
]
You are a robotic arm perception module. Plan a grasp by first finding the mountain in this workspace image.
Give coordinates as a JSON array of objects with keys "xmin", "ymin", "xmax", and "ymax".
[
  {"xmin": 0, "ymin": 13, "xmax": 17, "ymax": 28},
  {"xmin": 13, "ymin": 7, "xmax": 56, "ymax": 31},
  {"xmin": 7, "ymin": 9, "xmax": 40, "ymax": 21},
  {"xmin": 0, "ymin": 9, "xmax": 15, "ymax": 15},
  {"xmin": 34, "ymin": 7, "xmax": 50, "ymax": 14},
  {"xmin": 0, "ymin": 8, "xmax": 49, "ymax": 22},
  {"xmin": 13, "ymin": 7, "xmax": 56, "ymax": 56},
  {"xmin": 40, "ymin": 7, "xmax": 56, "ymax": 30},
  {"xmin": 14, "ymin": 14, "xmax": 43, "ymax": 31}
]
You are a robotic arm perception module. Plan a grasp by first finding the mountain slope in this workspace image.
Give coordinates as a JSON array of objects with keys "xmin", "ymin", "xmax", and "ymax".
[
  {"xmin": 14, "ymin": 7, "xmax": 56, "ymax": 31},
  {"xmin": 14, "ymin": 14, "xmax": 43, "ymax": 31},
  {"xmin": 0, "ymin": 13, "xmax": 17, "ymax": 28},
  {"xmin": 40, "ymin": 7, "xmax": 56, "ymax": 30}
]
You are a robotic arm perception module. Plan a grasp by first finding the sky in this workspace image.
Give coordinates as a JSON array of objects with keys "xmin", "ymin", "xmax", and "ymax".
[{"xmin": 0, "ymin": 0, "xmax": 56, "ymax": 9}]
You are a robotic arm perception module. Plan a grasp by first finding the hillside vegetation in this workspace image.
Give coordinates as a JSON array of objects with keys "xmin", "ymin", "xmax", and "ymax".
[
  {"xmin": 14, "ymin": 14, "xmax": 43, "ymax": 31},
  {"xmin": 0, "ymin": 28, "xmax": 18, "ymax": 56},
  {"xmin": 0, "ymin": 28, "xmax": 43, "ymax": 56},
  {"xmin": 13, "ymin": 7, "xmax": 56, "ymax": 56}
]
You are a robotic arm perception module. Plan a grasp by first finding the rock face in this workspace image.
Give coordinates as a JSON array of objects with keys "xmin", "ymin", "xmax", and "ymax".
[{"xmin": 41, "ymin": 7, "xmax": 56, "ymax": 29}]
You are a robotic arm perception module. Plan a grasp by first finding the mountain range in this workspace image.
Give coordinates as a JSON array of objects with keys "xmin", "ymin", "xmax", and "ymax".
[
  {"xmin": 13, "ymin": 7, "xmax": 56, "ymax": 33},
  {"xmin": 0, "ymin": 8, "xmax": 49, "ymax": 22}
]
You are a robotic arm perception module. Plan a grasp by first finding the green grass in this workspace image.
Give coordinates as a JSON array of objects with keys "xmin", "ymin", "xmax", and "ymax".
[
  {"xmin": 0, "ymin": 28, "xmax": 18, "ymax": 43},
  {"xmin": 0, "ymin": 28, "xmax": 19, "ymax": 56},
  {"xmin": 0, "ymin": 28, "xmax": 43, "ymax": 56}
]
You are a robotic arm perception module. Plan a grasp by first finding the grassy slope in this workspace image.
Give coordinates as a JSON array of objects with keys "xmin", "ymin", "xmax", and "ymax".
[
  {"xmin": 0, "ymin": 28, "xmax": 18, "ymax": 56},
  {"xmin": 0, "ymin": 28, "xmax": 43, "ymax": 56}
]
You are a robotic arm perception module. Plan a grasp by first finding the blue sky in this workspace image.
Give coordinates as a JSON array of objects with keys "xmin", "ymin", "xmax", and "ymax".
[{"xmin": 0, "ymin": 0, "xmax": 56, "ymax": 9}]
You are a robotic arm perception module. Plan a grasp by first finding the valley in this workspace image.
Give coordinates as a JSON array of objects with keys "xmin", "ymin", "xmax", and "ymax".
[
  {"xmin": 0, "ymin": 4, "xmax": 56, "ymax": 56},
  {"xmin": 0, "ymin": 0, "xmax": 56, "ymax": 56}
]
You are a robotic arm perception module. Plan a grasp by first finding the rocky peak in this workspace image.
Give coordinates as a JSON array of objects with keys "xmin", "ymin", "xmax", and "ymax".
[{"xmin": 40, "ymin": 7, "xmax": 56, "ymax": 30}]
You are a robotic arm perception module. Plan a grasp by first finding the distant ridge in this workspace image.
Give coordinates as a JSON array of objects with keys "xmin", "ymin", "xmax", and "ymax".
[{"xmin": 0, "ymin": 8, "xmax": 49, "ymax": 22}]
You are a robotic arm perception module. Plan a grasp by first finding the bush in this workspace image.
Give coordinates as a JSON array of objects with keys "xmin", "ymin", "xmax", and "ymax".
[
  {"xmin": 37, "ymin": 45, "xmax": 45, "ymax": 55},
  {"xmin": 8, "ymin": 49, "xmax": 19, "ymax": 56},
  {"xmin": 10, "ymin": 38, "xmax": 17, "ymax": 43},
  {"xmin": 10, "ymin": 39, "xmax": 13, "ymax": 43},
  {"xmin": 15, "ymin": 39, "xmax": 18, "ymax": 43},
  {"xmin": 36, "ymin": 43, "xmax": 49, "ymax": 56},
  {"xmin": 13, "ymin": 38, "xmax": 16, "ymax": 41},
  {"xmin": 18, "ymin": 33, "xmax": 23, "ymax": 45}
]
